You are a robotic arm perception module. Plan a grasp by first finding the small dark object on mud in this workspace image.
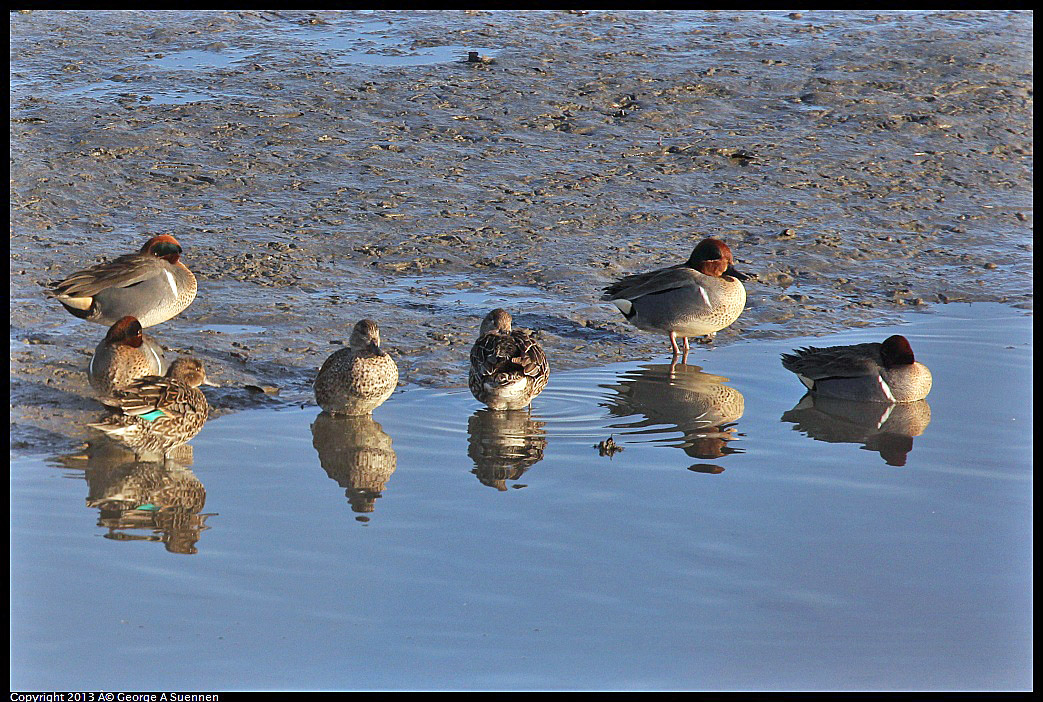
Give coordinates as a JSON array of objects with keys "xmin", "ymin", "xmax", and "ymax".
[{"xmin": 465, "ymin": 51, "xmax": 495, "ymax": 65}]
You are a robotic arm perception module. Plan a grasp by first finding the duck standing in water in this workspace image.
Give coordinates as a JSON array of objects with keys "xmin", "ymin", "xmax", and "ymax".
[
  {"xmin": 90, "ymin": 356, "xmax": 217, "ymax": 458},
  {"xmin": 314, "ymin": 319, "xmax": 399, "ymax": 416},
  {"xmin": 601, "ymin": 237, "xmax": 749, "ymax": 355},
  {"xmin": 468, "ymin": 308, "xmax": 549, "ymax": 411}
]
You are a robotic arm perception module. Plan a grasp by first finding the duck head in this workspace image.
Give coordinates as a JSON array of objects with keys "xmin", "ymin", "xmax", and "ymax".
[
  {"xmin": 479, "ymin": 308, "xmax": 513, "ymax": 336},
  {"xmin": 104, "ymin": 316, "xmax": 144, "ymax": 348},
  {"xmin": 881, "ymin": 335, "xmax": 916, "ymax": 367},
  {"xmin": 141, "ymin": 235, "xmax": 183, "ymax": 264},
  {"xmin": 167, "ymin": 357, "xmax": 219, "ymax": 387},
  {"xmin": 349, "ymin": 319, "xmax": 383, "ymax": 352},
  {"xmin": 685, "ymin": 238, "xmax": 749, "ymax": 281}
]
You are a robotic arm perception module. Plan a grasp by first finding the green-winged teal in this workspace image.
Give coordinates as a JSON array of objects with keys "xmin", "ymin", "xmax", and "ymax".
[
  {"xmin": 89, "ymin": 356, "xmax": 217, "ymax": 457},
  {"xmin": 602, "ymin": 238, "xmax": 749, "ymax": 354},
  {"xmin": 88, "ymin": 316, "xmax": 167, "ymax": 396},
  {"xmin": 314, "ymin": 319, "xmax": 399, "ymax": 416},
  {"xmin": 781, "ymin": 334, "xmax": 932, "ymax": 403},
  {"xmin": 468, "ymin": 308, "xmax": 549, "ymax": 410},
  {"xmin": 47, "ymin": 235, "xmax": 197, "ymax": 328}
]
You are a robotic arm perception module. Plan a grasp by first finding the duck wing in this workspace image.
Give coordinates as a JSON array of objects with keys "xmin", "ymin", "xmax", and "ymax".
[
  {"xmin": 508, "ymin": 330, "xmax": 549, "ymax": 389},
  {"xmin": 601, "ymin": 265, "xmax": 697, "ymax": 301},
  {"xmin": 471, "ymin": 330, "xmax": 548, "ymax": 384},
  {"xmin": 781, "ymin": 342, "xmax": 883, "ymax": 380},
  {"xmin": 108, "ymin": 377, "xmax": 207, "ymax": 420},
  {"xmin": 48, "ymin": 253, "xmax": 171, "ymax": 297}
]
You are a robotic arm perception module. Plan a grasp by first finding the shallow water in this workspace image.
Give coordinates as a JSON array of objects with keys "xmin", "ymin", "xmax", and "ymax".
[
  {"xmin": 270, "ymin": 13, "xmax": 499, "ymax": 67},
  {"xmin": 10, "ymin": 302, "xmax": 1031, "ymax": 691}
]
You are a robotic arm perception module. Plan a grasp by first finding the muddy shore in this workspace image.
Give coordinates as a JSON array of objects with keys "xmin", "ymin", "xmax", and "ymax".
[{"xmin": 10, "ymin": 10, "xmax": 1032, "ymax": 454}]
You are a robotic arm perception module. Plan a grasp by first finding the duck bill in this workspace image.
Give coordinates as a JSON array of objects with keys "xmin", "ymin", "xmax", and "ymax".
[
  {"xmin": 202, "ymin": 378, "xmax": 221, "ymax": 388},
  {"xmin": 725, "ymin": 265, "xmax": 750, "ymax": 281}
]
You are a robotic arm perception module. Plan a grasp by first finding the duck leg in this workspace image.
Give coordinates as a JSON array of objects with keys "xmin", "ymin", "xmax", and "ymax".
[{"xmin": 669, "ymin": 331, "xmax": 683, "ymax": 355}]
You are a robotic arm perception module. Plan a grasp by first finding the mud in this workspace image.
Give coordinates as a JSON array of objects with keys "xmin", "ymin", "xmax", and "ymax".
[{"xmin": 9, "ymin": 10, "xmax": 1033, "ymax": 454}]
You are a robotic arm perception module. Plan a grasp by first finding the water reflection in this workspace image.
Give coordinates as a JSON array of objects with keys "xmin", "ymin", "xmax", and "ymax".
[
  {"xmin": 781, "ymin": 394, "xmax": 932, "ymax": 467},
  {"xmin": 54, "ymin": 439, "xmax": 212, "ymax": 555},
  {"xmin": 466, "ymin": 409, "xmax": 547, "ymax": 490},
  {"xmin": 311, "ymin": 413, "xmax": 397, "ymax": 517},
  {"xmin": 600, "ymin": 362, "xmax": 745, "ymax": 464}
]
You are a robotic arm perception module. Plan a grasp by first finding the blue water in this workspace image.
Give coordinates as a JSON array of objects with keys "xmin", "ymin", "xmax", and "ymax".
[{"xmin": 9, "ymin": 303, "xmax": 1032, "ymax": 690}]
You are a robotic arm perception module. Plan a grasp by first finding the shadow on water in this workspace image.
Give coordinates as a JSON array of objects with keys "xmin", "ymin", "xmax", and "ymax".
[{"xmin": 466, "ymin": 408, "xmax": 547, "ymax": 491}]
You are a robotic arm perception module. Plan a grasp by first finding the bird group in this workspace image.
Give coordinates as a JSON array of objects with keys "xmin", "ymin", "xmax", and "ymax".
[
  {"xmin": 47, "ymin": 235, "xmax": 215, "ymax": 458},
  {"xmin": 47, "ymin": 233, "xmax": 932, "ymax": 456}
]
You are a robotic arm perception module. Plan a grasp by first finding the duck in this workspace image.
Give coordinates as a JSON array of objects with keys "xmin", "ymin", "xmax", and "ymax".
[
  {"xmin": 601, "ymin": 237, "xmax": 749, "ymax": 355},
  {"xmin": 46, "ymin": 235, "xmax": 197, "ymax": 328},
  {"xmin": 314, "ymin": 319, "xmax": 399, "ymax": 416},
  {"xmin": 89, "ymin": 356, "xmax": 217, "ymax": 458},
  {"xmin": 88, "ymin": 316, "xmax": 167, "ymax": 396},
  {"xmin": 468, "ymin": 308, "xmax": 549, "ymax": 410},
  {"xmin": 781, "ymin": 334, "xmax": 932, "ymax": 403}
]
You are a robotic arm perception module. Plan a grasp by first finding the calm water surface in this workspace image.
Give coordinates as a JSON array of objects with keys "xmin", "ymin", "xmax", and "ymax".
[{"xmin": 10, "ymin": 303, "xmax": 1031, "ymax": 691}]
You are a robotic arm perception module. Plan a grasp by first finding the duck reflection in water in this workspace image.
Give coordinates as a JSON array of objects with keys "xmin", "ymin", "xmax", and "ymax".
[
  {"xmin": 781, "ymin": 394, "xmax": 932, "ymax": 467},
  {"xmin": 55, "ymin": 438, "xmax": 212, "ymax": 555},
  {"xmin": 467, "ymin": 408, "xmax": 547, "ymax": 490},
  {"xmin": 600, "ymin": 363, "xmax": 745, "ymax": 464},
  {"xmin": 311, "ymin": 413, "xmax": 397, "ymax": 518}
]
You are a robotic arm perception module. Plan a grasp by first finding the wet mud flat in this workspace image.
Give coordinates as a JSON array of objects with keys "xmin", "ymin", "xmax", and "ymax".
[{"xmin": 9, "ymin": 10, "xmax": 1032, "ymax": 453}]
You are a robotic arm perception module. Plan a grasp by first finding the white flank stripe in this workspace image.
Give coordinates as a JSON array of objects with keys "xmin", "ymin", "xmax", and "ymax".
[
  {"xmin": 147, "ymin": 345, "xmax": 163, "ymax": 373},
  {"xmin": 698, "ymin": 285, "xmax": 711, "ymax": 308},
  {"xmin": 877, "ymin": 375, "xmax": 896, "ymax": 403},
  {"xmin": 163, "ymin": 270, "xmax": 178, "ymax": 298}
]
